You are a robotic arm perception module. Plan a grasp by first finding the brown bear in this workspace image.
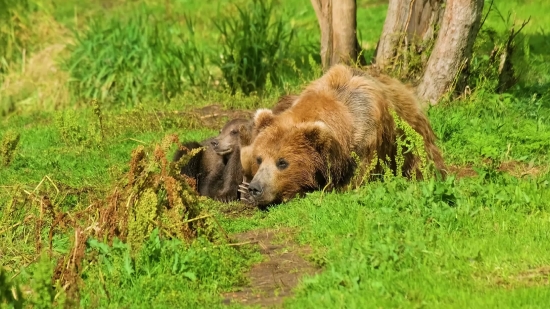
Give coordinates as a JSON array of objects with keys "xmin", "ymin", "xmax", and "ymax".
[
  {"xmin": 240, "ymin": 64, "xmax": 446, "ymax": 206},
  {"xmin": 174, "ymin": 93, "xmax": 296, "ymax": 202},
  {"xmin": 238, "ymin": 94, "xmax": 298, "ymax": 187},
  {"xmin": 174, "ymin": 118, "xmax": 250, "ymax": 202}
]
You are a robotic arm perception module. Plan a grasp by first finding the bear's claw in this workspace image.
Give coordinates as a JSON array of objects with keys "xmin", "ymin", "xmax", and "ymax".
[{"xmin": 238, "ymin": 178, "xmax": 255, "ymax": 204}]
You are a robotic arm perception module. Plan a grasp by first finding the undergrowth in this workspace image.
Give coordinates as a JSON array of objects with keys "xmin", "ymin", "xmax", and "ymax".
[
  {"xmin": 429, "ymin": 90, "xmax": 550, "ymax": 166},
  {"xmin": 79, "ymin": 231, "xmax": 258, "ymax": 308},
  {"xmin": 0, "ymin": 132, "xmax": 230, "ymax": 305}
]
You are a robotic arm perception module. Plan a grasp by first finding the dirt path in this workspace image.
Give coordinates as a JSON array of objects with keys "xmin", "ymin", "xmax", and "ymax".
[{"xmin": 223, "ymin": 229, "xmax": 320, "ymax": 308}]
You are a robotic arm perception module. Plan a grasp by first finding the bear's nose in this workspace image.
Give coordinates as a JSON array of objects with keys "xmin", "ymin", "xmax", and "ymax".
[
  {"xmin": 210, "ymin": 140, "xmax": 219, "ymax": 148},
  {"xmin": 248, "ymin": 182, "xmax": 263, "ymax": 198}
]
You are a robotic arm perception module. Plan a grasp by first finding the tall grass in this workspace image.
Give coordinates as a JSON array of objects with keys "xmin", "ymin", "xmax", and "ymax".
[
  {"xmin": 214, "ymin": 0, "xmax": 296, "ymax": 95},
  {"xmin": 65, "ymin": 6, "xmax": 210, "ymax": 105},
  {"xmin": 0, "ymin": 0, "xmax": 31, "ymax": 74}
]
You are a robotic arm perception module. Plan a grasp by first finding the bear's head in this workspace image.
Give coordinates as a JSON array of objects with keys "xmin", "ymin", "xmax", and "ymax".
[{"xmin": 246, "ymin": 115, "xmax": 345, "ymax": 206}]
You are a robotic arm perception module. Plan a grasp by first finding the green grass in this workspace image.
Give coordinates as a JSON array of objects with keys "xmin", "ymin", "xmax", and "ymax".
[
  {"xmin": 247, "ymin": 176, "xmax": 550, "ymax": 308},
  {"xmin": 1, "ymin": 0, "xmax": 550, "ymax": 308}
]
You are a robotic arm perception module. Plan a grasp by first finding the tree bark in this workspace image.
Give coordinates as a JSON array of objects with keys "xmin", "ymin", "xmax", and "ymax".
[
  {"xmin": 375, "ymin": 0, "xmax": 445, "ymax": 72},
  {"xmin": 311, "ymin": 0, "xmax": 358, "ymax": 70},
  {"xmin": 416, "ymin": 0, "xmax": 484, "ymax": 105}
]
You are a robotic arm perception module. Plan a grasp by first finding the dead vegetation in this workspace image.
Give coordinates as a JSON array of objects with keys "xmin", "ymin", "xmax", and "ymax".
[{"xmin": 0, "ymin": 133, "xmax": 220, "ymax": 302}]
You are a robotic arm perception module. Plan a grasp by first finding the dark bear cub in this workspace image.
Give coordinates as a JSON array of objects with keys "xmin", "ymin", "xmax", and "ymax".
[{"xmin": 174, "ymin": 118, "xmax": 250, "ymax": 202}]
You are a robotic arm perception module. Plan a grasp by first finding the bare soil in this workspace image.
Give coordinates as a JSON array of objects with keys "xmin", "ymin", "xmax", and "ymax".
[
  {"xmin": 493, "ymin": 266, "xmax": 550, "ymax": 288},
  {"xmin": 448, "ymin": 159, "xmax": 544, "ymax": 179},
  {"xmin": 223, "ymin": 229, "xmax": 320, "ymax": 308},
  {"xmin": 171, "ymin": 104, "xmax": 254, "ymax": 129},
  {"xmin": 192, "ymin": 104, "xmax": 253, "ymax": 126}
]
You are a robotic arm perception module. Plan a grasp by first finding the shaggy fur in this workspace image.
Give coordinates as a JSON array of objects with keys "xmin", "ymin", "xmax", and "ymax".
[{"xmin": 241, "ymin": 64, "xmax": 446, "ymax": 206}]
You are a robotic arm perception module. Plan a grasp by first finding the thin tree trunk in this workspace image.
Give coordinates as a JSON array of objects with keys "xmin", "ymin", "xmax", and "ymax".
[
  {"xmin": 416, "ymin": 0, "xmax": 484, "ymax": 105},
  {"xmin": 375, "ymin": 0, "xmax": 444, "ymax": 72},
  {"xmin": 311, "ymin": 0, "xmax": 358, "ymax": 70}
]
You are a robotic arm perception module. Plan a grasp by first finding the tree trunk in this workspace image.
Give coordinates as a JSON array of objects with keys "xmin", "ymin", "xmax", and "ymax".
[
  {"xmin": 375, "ymin": 0, "xmax": 445, "ymax": 72},
  {"xmin": 416, "ymin": 0, "xmax": 484, "ymax": 105},
  {"xmin": 311, "ymin": 0, "xmax": 358, "ymax": 70}
]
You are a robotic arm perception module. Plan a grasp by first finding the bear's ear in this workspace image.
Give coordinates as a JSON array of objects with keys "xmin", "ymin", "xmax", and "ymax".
[
  {"xmin": 238, "ymin": 122, "xmax": 254, "ymax": 146},
  {"xmin": 253, "ymin": 109, "xmax": 275, "ymax": 132},
  {"xmin": 300, "ymin": 121, "xmax": 335, "ymax": 155}
]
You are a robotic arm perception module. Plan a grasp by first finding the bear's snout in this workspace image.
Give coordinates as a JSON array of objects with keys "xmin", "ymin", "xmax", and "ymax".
[{"xmin": 248, "ymin": 181, "xmax": 263, "ymax": 198}]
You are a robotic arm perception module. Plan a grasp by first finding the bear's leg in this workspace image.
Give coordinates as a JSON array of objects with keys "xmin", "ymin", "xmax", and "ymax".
[{"xmin": 214, "ymin": 150, "xmax": 242, "ymax": 202}]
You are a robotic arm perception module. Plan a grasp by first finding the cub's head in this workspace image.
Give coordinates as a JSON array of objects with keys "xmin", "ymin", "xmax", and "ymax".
[
  {"xmin": 246, "ymin": 116, "xmax": 339, "ymax": 206},
  {"xmin": 211, "ymin": 118, "xmax": 251, "ymax": 156}
]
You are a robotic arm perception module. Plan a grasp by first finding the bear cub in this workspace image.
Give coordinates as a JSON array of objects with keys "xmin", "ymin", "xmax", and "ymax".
[{"xmin": 174, "ymin": 118, "xmax": 250, "ymax": 202}]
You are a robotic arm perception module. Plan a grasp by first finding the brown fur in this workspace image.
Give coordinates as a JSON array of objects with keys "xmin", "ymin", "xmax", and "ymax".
[
  {"xmin": 239, "ymin": 94, "xmax": 298, "ymax": 147},
  {"xmin": 239, "ymin": 94, "xmax": 298, "ymax": 183},
  {"xmin": 241, "ymin": 64, "xmax": 446, "ymax": 206},
  {"xmin": 174, "ymin": 93, "xmax": 296, "ymax": 202},
  {"xmin": 174, "ymin": 119, "xmax": 250, "ymax": 202}
]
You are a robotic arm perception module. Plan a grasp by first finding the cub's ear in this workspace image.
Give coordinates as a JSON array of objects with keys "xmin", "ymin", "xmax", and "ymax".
[
  {"xmin": 299, "ymin": 121, "xmax": 335, "ymax": 155},
  {"xmin": 253, "ymin": 109, "xmax": 275, "ymax": 132}
]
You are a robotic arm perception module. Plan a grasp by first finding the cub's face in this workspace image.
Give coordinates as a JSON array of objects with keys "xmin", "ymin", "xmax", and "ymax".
[
  {"xmin": 246, "ymin": 122, "xmax": 332, "ymax": 206},
  {"xmin": 211, "ymin": 119, "xmax": 251, "ymax": 156}
]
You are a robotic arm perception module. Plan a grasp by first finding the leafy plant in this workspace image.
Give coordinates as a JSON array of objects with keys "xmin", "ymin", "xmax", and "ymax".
[
  {"xmin": 470, "ymin": 5, "xmax": 533, "ymax": 93},
  {"xmin": 0, "ymin": 267, "xmax": 24, "ymax": 309},
  {"xmin": 81, "ymin": 231, "xmax": 257, "ymax": 308},
  {"xmin": 0, "ymin": 129, "xmax": 20, "ymax": 167},
  {"xmin": 214, "ymin": 0, "xmax": 295, "ymax": 95},
  {"xmin": 30, "ymin": 256, "xmax": 57, "ymax": 309}
]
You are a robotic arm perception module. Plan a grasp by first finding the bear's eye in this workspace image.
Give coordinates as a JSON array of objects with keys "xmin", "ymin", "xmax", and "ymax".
[
  {"xmin": 256, "ymin": 157, "xmax": 262, "ymax": 165},
  {"xmin": 276, "ymin": 158, "xmax": 288, "ymax": 170},
  {"xmin": 230, "ymin": 129, "xmax": 238, "ymax": 135}
]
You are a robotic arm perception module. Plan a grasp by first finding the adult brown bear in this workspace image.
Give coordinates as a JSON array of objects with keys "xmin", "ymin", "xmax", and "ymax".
[{"xmin": 240, "ymin": 64, "xmax": 446, "ymax": 206}]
